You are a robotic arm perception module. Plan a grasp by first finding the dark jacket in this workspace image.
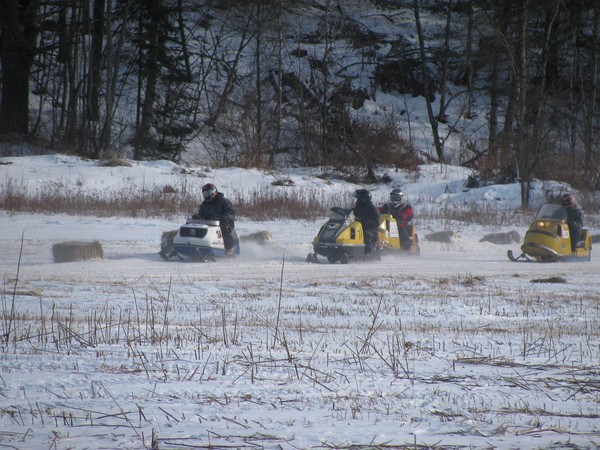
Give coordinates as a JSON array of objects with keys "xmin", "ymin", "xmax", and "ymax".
[
  {"xmin": 195, "ymin": 192, "xmax": 235, "ymax": 228},
  {"xmin": 566, "ymin": 205, "xmax": 583, "ymax": 229},
  {"xmin": 353, "ymin": 197, "xmax": 380, "ymax": 231}
]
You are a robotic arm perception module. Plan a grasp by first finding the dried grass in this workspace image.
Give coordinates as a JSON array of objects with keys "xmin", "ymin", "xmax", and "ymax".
[{"xmin": 0, "ymin": 173, "xmax": 559, "ymax": 226}]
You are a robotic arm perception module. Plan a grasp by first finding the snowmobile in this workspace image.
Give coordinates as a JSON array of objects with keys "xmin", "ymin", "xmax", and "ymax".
[
  {"xmin": 507, "ymin": 203, "xmax": 592, "ymax": 262},
  {"xmin": 160, "ymin": 218, "xmax": 240, "ymax": 261},
  {"xmin": 306, "ymin": 207, "xmax": 420, "ymax": 264}
]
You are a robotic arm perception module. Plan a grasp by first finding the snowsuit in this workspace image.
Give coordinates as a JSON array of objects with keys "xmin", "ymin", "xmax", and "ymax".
[
  {"xmin": 193, "ymin": 192, "xmax": 236, "ymax": 251},
  {"xmin": 380, "ymin": 202, "xmax": 414, "ymax": 250},
  {"xmin": 353, "ymin": 197, "xmax": 380, "ymax": 255},
  {"xmin": 565, "ymin": 205, "xmax": 583, "ymax": 252}
]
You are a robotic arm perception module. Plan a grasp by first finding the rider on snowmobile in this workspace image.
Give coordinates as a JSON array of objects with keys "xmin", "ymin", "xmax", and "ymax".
[
  {"xmin": 380, "ymin": 189, "xmax": 414, "ymax": 250},
  {"xmin": 560, "ymin": 192, "xmax": 583, "ymax": 252},
  {"xmin": 193, "ymin": 183, "xmax": 236, "ymax": 255},
  {"xmin": 352, "ymin": 189, "xmax": 380, "ymax": 255}
]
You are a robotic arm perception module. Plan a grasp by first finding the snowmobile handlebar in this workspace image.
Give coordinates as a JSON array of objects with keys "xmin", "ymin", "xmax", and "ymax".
[{"xmin": 187, "ymin": 218, "xmax": 220, "ymax": 226}]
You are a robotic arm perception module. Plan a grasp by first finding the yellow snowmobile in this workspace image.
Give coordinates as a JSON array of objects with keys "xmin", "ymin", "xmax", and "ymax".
[
  {"xmin": 507, "ymin": 203, "xmax": 592, "ymax": 262},
  {"xmin": 307, "ymin": 207, "xmax": 420, "ymax": 264}
]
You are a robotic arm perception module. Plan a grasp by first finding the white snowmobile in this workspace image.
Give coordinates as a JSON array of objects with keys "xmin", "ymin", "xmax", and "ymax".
[{"xmin": 159, "ymin": 218, "xmax": 240, "ymax": 262}]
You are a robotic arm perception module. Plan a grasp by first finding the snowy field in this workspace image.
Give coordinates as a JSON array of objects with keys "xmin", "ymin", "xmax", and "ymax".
[{"xmin": 1, "ymin": 156, "xmax": 599, "ymax": 449}]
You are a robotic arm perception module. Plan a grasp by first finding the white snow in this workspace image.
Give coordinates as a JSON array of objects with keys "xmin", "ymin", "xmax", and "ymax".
[{"xmin": 1, "ymin": 156, "xmax": 599, "ymax": 449}]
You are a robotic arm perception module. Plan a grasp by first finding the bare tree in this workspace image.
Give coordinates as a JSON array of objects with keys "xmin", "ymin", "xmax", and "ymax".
[
  {"xmin": 0, "ymin": 0, "xmax": 40, "ymax": 134},
  {"xmin": 584, "ymin": 0, "xmax": 599, "ymax": 170},
  {"xmin": 413, "ymin": 0, "xmax": 443, "ymax": 161},
  {"xmin": 514, "ymin": 0, "xmax": 529, "ymax": 206},
  {"xmin": 87, "ymin": 0, "xmax": 105, "ymax": 124},
  {"xmin": 485, "ymin": 1, "xmax": 509, "ymax": 168},
  {"xmin": 132, "ymin": 0, "xmax": 164, "ymax": 160},
  {"xmin": 437, "ymin": 0, "xmax": 452, "ymax": 123},
  {"xmin": 100, "ymin": 0, "xmax": 130, "ymax": 155}
]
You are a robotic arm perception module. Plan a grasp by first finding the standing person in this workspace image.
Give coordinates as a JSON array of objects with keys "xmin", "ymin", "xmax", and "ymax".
[
  {"xmin": 352, "ymin": 189, "xmax": 380, "ymax": 256},
  {"xmin": 380, "ymin": 189, "xmax": 414, "ymax": 250},
  {"xmin": 193, "ymin": 183, "xmax": 237, "ymax": 255},
  {"xmin": 560, "ymin": 192, "xmax": 583, "ymax": 252}
]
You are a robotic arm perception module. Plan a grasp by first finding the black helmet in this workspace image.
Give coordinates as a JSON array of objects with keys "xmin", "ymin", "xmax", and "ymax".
[
  {"xmin": 560, "ymin": 192, "xmax": 576, "ymax": 208},
  {"xmin": 390, "ymin": 188, "xmax": 405, "ymax": 205},
  {"xmin": 202, "ymin": 183, "xmax": 218, "ymax": 202},
  {"xmin": 352, "ymin": 189, "xmax": 371, "ymax": 200}
]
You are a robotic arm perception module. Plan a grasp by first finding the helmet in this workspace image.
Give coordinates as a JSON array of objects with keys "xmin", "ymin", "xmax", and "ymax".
[
  {"xmin": 390, "ymin": 188, "xmax": 405, "ymax": 205},
  {"xmin": 352, "ymin": 189, "xmax": 371, "ymax": 200},
  {"xmin": 202, "ymin": 183, "xmax": 218, "ymax": 202},
  {"xmin": 560, "ymin": 193, "xmax": 576, "ymax": 208}
]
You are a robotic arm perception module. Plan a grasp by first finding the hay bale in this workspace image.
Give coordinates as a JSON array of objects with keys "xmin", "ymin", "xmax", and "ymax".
[
  {"xmin": 96, "ymin": 158, "xmax": 132, "ymax": 167},
  {"xmin": 160, "ymin": 229, "xmax": 178, "ymax": 254},
  {"xmin": 53, "ymin": 241, "xmax": 104, "ymax": 263},
  {"xmin": 479, "ymin": 230, "xmax": 521, "ymax": 245},
  {"xmin": 240, "ymin": 230, "xmax": 272, "ymax": 245},
  {"xmin": 425, "ymin": 231, "xmax": 458, "ymax": 243}
]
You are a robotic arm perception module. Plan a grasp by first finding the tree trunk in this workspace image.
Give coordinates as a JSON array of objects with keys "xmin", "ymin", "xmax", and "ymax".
[
  {"xmin": 486, "ymin": 1, "xmax": 507, "ymax": 168},
  {"xmin": 585, "ymin": 0, "xmax": 599, "ymax": 168},
  {"xmin": 436, "ymin": 0, "xmax": 452, "ymax": 123},
  {"xmin": 0, "ymin": 0, "xmax": 39, "ymax": 135},
  {"xmin": 133, "ymin": 0, "xmax": 162, "ymax": 160},
  {"xmin": 319, "ymin": 0, "xmax": 332, "ymax": 164},
  {"xmin": 464, "ymin": 0, "xmax": 473, "ymax": 120},
  {"xmin": 413, "ymin": 0, "xmax": 443, "ymax": 161},
  {"xmin": 87, "ymin": 0, "xmax": 105, "ymax": 123},
  {"xmin": 516, "ymin": 0, "xmax": 529, "ymax": 207},
  {"xmin": 64, "ymin": 2, "xmax": 81, "ymax": 145},
  {"xmin": 255, "ymin": 3, "xmax": 263, "ymax": 164},
  {"xmin": 270, "ymin": 0, "xmax": 283, "ymax": 166},
  {"xmin": 176, "ymin": 0, "xmax": 191, "ymax": 82}
]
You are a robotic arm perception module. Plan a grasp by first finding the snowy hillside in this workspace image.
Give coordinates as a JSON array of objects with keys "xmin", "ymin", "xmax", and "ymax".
[{"xmin": 1, "ymin": 155, "xmax": 599, "ymax": 449}]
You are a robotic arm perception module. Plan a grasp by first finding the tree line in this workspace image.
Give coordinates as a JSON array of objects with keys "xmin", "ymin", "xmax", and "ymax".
[{"xmin": 0, "ymin": 0, "xmax": 598, "ymax": 203}]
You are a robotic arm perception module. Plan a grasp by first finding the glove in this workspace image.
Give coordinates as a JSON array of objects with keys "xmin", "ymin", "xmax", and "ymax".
[{"xmin": 219, "ymin": 217, "xmax": 231, "ymax": 231}]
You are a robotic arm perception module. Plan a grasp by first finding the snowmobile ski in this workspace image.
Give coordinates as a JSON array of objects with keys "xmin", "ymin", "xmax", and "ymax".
[{"xmin": 507, "ymin": 250, "xmax": 532, "ymax": 262}]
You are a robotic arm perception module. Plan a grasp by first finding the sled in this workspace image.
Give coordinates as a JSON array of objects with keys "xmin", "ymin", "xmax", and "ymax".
[
  {"xmin": 160, "ymin": 218, "xmax": 240, "ymax": 261},
  {"xmin": 508, "ymin": 204, "xmax": 591, "ymax": 263}
]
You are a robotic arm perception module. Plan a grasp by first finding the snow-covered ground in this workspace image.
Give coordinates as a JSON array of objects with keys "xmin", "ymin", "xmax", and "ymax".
[{"xmin": 1, "ymin": 156, "xmax": 599, "ymax": 449}]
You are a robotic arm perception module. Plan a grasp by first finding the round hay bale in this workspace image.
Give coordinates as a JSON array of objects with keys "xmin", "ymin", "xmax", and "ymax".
[
  {"xmin": 53, "ymin": 241, "xmax": 104, "ymax": 263},
  {"xmin": 160, "ymin": 229, "xmax": 178, "ymax": 255},
  {"xmin": 240, "ymin": 230, "xmax": 272, "ymax": 246},
  {"xmin": 479, "ymin": 230, "xmax": 521, "ymax": 245},
  {"xmin": 425, "ymin": 231, "xmax": 458, "ymax": 243}
]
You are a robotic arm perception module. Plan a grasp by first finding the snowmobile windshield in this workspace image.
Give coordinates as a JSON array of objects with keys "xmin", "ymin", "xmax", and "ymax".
[
  {"xmin": 319, "ymin": 208, "xmax": 354, "ymax": 242},
  {"xmin": 330, "ymin": 207, "xmax": 352, "ymax": 220},
  {"xmin": 536, "ymin": 204, "xmax": 567, "ymax": 221}
]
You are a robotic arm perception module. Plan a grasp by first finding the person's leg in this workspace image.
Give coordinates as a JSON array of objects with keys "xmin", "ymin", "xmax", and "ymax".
[
  {"xmin": 569, "ymin": 224, "xmax": 580, "ymax": 252},
  {"xmin": 221, "ymin": 225, "xmax": 235, "ymax": 253},
  {"xmin": 399, "ymin": 228, "xmax": 407, "ymax": 250},
  {"xmin": 364, "ymin": 232, "xmax": 372, "ymax": 254},
  {"xmin": 398, "ymin": 225, "xmax": 412, "ymax": 250},
  {"xmin": 364, "ymin": 229, "xmax": 377, "ymax": 254}
]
